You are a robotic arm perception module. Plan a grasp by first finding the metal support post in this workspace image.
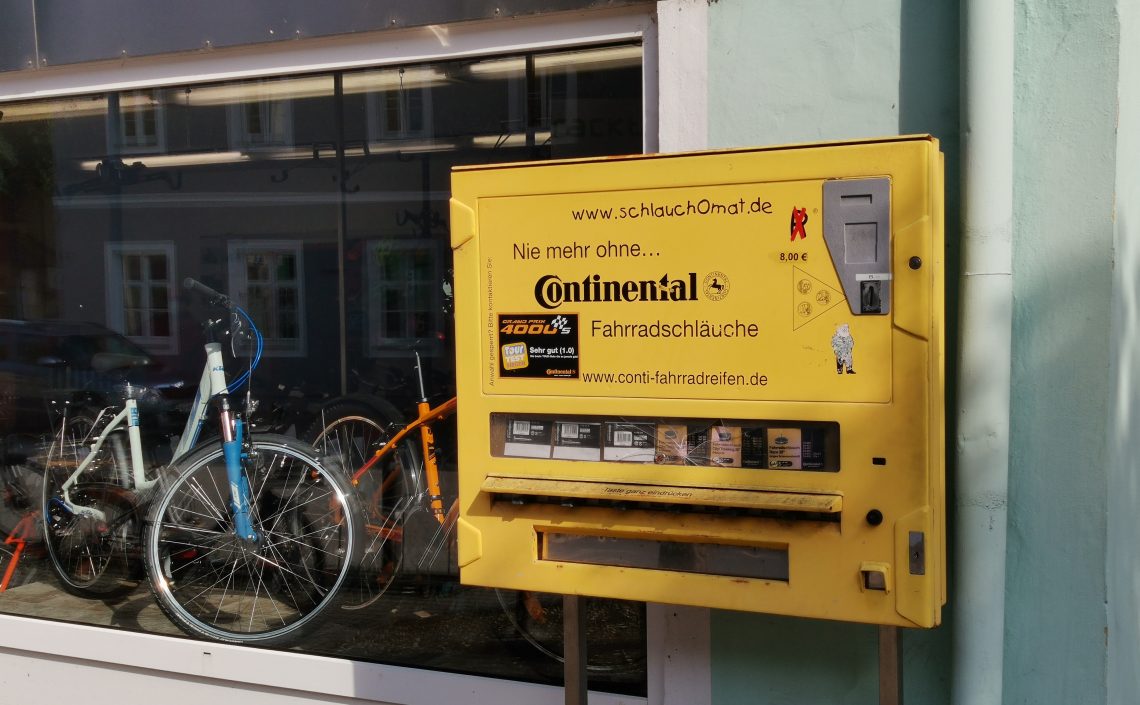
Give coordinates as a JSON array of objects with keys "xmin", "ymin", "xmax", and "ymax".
[
  {"xmin": 879, "ymin": 626, "xmax": 903, "ymax": 705},
  {"xmin": 564, "ymin": 594, "xmax": 588, "ymax": 705}
]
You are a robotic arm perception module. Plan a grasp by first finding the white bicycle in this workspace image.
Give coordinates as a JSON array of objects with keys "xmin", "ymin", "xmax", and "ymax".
[{"xmin": 42, "ymin": 278, "xmax": 359, "ymax": 645}]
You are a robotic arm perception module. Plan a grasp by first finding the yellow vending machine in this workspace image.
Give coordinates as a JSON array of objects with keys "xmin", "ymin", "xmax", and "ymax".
[{"xmin": 449, "ymin": 136, "xmax": 945, "ymax": 628}]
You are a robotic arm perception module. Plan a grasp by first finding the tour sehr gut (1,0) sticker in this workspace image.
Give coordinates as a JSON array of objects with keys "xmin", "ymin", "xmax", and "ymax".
[{"xmin": 497, "ymin": 313, "xmax": 579, "ymax": 378}]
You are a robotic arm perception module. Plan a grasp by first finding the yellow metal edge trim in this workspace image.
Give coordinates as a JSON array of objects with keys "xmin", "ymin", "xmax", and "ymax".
[{"xmin": 481, "ymin": 475, "xmax": 842, "ymax": 513}]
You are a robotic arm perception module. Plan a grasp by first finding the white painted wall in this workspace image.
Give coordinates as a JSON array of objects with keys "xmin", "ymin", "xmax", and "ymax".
[
  {"xmin": 647, "ymin": 4, "xmax": 712, "ymax": 705},
  {"xmin": 655, "ymin": 0, "xmax": 707, "ymax": 152}
]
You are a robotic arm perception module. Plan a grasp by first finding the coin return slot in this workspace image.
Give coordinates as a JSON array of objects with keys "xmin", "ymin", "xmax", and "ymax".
[
  {"xmin": 482, "ymin": 476, "xmax": 842, "ymax": 524},
  {"xmin": 872, "ymin": 457, "xmax": 887, "ymax": 466},
  {"xmin": 541, "ymin": 532, "xmax": 790, "ymax": 582},
  {"xmin": 859, "ymin": 561, "xmax": 892, "ymax": 593}
]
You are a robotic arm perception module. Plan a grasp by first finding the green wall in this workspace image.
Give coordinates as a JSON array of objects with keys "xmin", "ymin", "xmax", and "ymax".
[
  {"xmin": 706, "ymin": 1, "xmax": 958, "ymax": 703},
  {"xmin": 704, "ymin": 0, "xmax": 1125, "ymax": 703},
  {"xmin": 1006, "ymin": 2, "xmax": 1117, "ymax": 703},
  {"xmin": 1108, "ymin": 0, "xmax": 1140, "ymax": 701}
]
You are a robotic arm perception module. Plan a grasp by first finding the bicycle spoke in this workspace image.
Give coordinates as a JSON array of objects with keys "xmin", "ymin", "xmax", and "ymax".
[
  {"xmin": 182, "ymin": 475, "xmax": 230, "ymax": 526},
  {"xmin": 161, "ymin": 524, "xmax": 228, "ymax": 539},
  {"xmin": 175, "ymin": 548, "xmax": 241, "ymax": 607},
  {"xmin": 145, "ymin": 437, "xmax": 356, "ymax": 643}
]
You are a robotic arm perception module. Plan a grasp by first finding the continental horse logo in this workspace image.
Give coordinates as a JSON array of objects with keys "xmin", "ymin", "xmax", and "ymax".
[{"xmin": 702, "ymin": 271, "xmax": 730, "ymax": 301}]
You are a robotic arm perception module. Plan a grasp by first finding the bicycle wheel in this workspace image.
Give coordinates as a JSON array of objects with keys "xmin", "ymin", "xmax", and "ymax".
[
  {"xmin": 495, "ymin": 589, "xmax": 647, "ymax": 674},
  {"xmin": 41, "ymin": 419, "xmax": 141, "ymax": 598},
  {"xmin": 308, "ymin": 403, "xmax": 420, "ymax": 610},
  {"xmin": 143, "ymin": 433, "xmax": 359, "ymax": 645},
  {"xmin": 0, "ymin": 437, "xmax": 45, "ymax": 589},
  {"xmin": 1, "ymin": 435, "xmax": 43, "ymax": 539}
]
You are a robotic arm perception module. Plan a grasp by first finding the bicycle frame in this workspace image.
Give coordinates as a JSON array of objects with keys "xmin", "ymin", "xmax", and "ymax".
[
  {"xmin": 178, "ymin": 341, "xmax": 256, "ymax": 541},
  {"xmin": 171, "ymin": 341, "xmax": 226, "ymax": 460},
  {"xmin": 52, "ymin": 341, "xmax": 256, "ymax": 541},
  {"xmin": 349, "ymin": 395, "xmax": 456, "ymax": 526},
  {"xmin": 50, "ymin": 397, "xmax": 159, "ymax": 524},
  {"xmin": 1, "ymin": 511, "xmax": 35, "ymax": 591},
  {"xmin": 348, "ymin": 349, "xmax": 457, "ymax": 526}
]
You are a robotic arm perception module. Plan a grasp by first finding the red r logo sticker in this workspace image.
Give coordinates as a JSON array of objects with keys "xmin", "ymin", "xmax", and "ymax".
[{"xmin": 790, "ymin": 207, "xmax": 809, "ymax": 241}]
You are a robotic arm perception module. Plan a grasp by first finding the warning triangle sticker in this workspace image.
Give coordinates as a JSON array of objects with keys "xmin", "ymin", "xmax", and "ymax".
[{"xmin": 792, "ymin": 266, "xmax": 846, "ymax": 330}]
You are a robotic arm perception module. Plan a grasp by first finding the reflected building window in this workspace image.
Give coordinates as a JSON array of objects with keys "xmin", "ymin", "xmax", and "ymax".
[
  {"xmin": 117, "ymin": 89, "xmax": 166, "ymax": 154},
  {"xmin": 366, "ymin": 67, "xmax": 434, "ymax": 141},
  {"xmin": 227, "ymin": 85, "xmax": 294, "ymax": 149},
  {"xmin": 228, "ymin": 240, "xmax": 306, "ymax": 356},
  {"xmin": 366, "ymin": 240, "xmax": 440, "ymax": 355},
  {"xmin": 104, "ymin": 242, "xmax": 178, "ymax": 355}
]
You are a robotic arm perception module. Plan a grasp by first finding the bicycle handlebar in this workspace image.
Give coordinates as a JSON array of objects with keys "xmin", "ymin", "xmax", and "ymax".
[
  {"xmin": 183, "ymin": 277, "xmax": 232, "ymax": 309},
  {"xmin": 184, "ymin": 277, "xmax": 263, "ymax": 392}
]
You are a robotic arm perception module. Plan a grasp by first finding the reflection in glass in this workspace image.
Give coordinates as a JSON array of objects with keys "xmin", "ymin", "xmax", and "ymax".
[
  {"xmin": 0, "ymin": 43, "xmax": 645, "ymax": 695},
  {"xmin": 118, "ymin": 89, "xmax": 165, "ymax": 153}
]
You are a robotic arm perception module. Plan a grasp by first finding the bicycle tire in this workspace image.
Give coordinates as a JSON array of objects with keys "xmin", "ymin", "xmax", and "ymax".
[
  {"xmin": 494, "ymin": 589, "xmax": 647, "ymax": 674},
  {"xmin": 41, "ymin": 415, "xmax": 141, "ymax": 598},
  {"xmin": 143, "ymin": 434, "xmax": 360, "ymax": 645},
  {"xmin": 307, "ymin": 402, "xmax": 421, "ymax": 610},
  {"xmin": 1, "ymin": 436, "xmax": 43, "ymax": 540}
]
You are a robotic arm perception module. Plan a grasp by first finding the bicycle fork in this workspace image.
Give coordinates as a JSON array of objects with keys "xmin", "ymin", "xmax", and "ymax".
[
  {"xmin": 417, "ymin": 400, "xmax": 446, "ymax": 525},
  {"xmin": 209, "ymin": 348, "xmax": 257, "ymax": 543},
  {"xmin": 221, "ymin": 407, "xmax": 256, "ymax": 543},
  {"xmin": 413, "ymin": 350, "xmax": 447, "ymax": 526}
]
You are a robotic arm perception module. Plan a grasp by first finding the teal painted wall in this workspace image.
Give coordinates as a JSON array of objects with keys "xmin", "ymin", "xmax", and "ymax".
[
  {"xmin": 710, "ymin": 615, "xmax": 878, "ymax": 704},
  {"xmin": 704, "ymin": 0, "xmax": 1128, "ymax": 704},
  {"xmin": 1005, "ymin": 1, "xmax": 1117, "ymax": 703},
  {"xmin": 707, "ymin": 0, "xmax": 901, "ymax": 145},
  {"xmin": 1107, "ymin": 0, "xmax": 1140, "ymax": 702},
  {"xmin": 706, "ymin": 0, "xmax": 958, "ymax": 703}
]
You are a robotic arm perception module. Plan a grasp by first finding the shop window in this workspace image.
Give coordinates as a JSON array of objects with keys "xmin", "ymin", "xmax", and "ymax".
[
  {"xmin": 227, "ymin": 240, "xmax": 306, "ymax": 356},
  {"xmin": 104, "ymin": 242, "xmax": 178, "ymax": 355},
  {"xmin": 366, "ymin": 240, "xmax": 440, "ymax": 355},
  {"xmin": 0, "ymin": 40, "xmax": 646, "ymax": 697}
]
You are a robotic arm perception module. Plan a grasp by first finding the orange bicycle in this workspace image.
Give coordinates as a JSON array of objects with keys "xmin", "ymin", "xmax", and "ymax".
[
  {"xmin": 309, "ymin": 350, "xmax": 457, "ymax": 610},
  {"xmin": 0, "ymin": 436, "xmax": 46, "ymax": 593},
  {"xmin": 0, "ymin": 470, "xmax": 38, "ymax": 592},
  {"xmin": 308, "ymin": 353, "xmax": 645, "ymax": 674}
]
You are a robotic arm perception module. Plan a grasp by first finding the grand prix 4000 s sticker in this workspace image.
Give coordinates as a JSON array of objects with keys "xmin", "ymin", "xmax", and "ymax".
[{"xmin": 498, "ymin": 314, "xmax": 579, "ymax": 378}]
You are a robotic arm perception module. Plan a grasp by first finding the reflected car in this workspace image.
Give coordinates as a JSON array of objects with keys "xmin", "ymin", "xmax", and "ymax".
[{"xmin": 0, "ymin": 319, "xmax": 190, "ymax": 440}]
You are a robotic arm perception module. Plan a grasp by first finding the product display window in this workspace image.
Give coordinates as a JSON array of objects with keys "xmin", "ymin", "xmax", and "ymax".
[{"xmin": 0, "ymin": 43, "xmax": 645, "ymax": 695}]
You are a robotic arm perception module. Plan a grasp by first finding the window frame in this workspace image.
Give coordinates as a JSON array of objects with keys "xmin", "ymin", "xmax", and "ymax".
[
  {"xmin": 227, "ymin": 239, "xmax": 307, "ymax": 357},
  {"xmin": 116, "ymin": 88, "xmax": 168, "ymax": 154},
  {"xmin": 226, "ymin": 80, "xmax": 296, "ymax": 150},
  {"xmin": 365, "ymin": 237, "xmax": 444, "ymax": 358},
  {"xmin": 104, "ymin": 241, "xmax": 179, "ymax": 355},
  {"xmin": 365, "ymin": 69, "xmax": 435, "ymax": 141}
]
